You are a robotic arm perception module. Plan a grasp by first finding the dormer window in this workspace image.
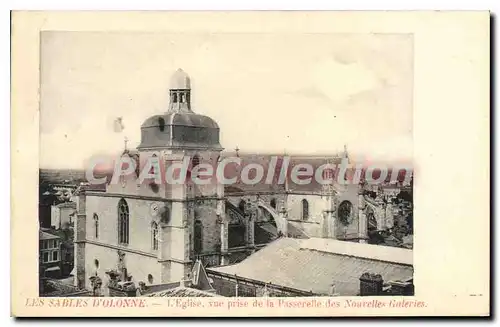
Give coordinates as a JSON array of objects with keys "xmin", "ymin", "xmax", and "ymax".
[{"xmin": 158, "ymin": 117, "xmax": 165, "ymax": 132}]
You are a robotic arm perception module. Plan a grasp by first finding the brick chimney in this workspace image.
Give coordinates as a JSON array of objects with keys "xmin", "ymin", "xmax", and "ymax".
[{"xmin": 359, "ymin": 273, "xmax": 384, "ymax": 296}]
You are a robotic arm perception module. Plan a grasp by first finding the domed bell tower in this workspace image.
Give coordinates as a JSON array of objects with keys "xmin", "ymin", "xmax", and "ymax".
[
  {"xmin": 138, "ymin": 69, "xmax": 225, "ymax": 282},
  {"xmin": 169, "ymin": 69, "xmax": 191, "ymax": 113}
]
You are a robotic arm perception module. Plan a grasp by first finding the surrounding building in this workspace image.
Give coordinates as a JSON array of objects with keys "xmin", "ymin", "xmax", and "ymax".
[
  {"xmin": 51, "ymin": 201, "xmax": 77, "ymax": 230},
  {"xmin": 39, "ymin": 230, "xmax": 62, "ymax": 278},
  {"xmin": 207, "ymin": 237, "xmax": 414, "ymax": 296}
]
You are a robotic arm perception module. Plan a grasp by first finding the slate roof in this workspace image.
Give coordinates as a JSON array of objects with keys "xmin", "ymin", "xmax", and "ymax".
[
  {"xmin": 208, "ymin": 238, "xmax": 413, "ymax": 296},
  {"xmin": 287, "ymin": 222, "xmax": 311, "ymax": 239},
  {"xmin": 39, "ymin": 230, "xmax": 61, "ymax": 241},
  {"xmin": 254, "ymin": 222, "xmax": 278, "ymax": 245}
]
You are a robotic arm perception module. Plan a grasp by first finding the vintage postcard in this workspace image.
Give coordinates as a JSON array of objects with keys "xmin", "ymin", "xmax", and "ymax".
[{"xmin": 11, "ymin": 11, "xmax": 490, "ymax": 317}]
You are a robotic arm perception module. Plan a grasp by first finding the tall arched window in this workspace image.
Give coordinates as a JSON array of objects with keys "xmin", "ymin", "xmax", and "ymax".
[
  {"xmin": 151, "ymin": 221, "xmax": 159, "ymax": 250},
  {"xmin": 93, "ymin": 214, "xmax": 99, "ymax": 239},
  {"xmin": 301, "ymin": 199, "xmax": 309, "ymax": 220},
  {"xmin": 118, "ymin": 198, "xmax": 129, "ymax": 245},
  {"xmin": 194, "ymin": 220, "xmax": 203, "ymax": 255}
]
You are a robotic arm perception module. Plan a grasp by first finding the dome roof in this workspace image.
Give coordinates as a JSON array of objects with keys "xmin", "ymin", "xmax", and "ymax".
[
  {"xmin": 137, "ymin": 69, "xmax": 222, "ymax": 151},
  {"xmin": 138, "ymin": 112, "xmax": 222, "ymax": 150},
  {"xmin": 141, "ymin": 112, "xmax": 219, "ymax": 129},
  {"xmin": 170, "ymin": 68, "xmax": 191, "ymax": 89}
]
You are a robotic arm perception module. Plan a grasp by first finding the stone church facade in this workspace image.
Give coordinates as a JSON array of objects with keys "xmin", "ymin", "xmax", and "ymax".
[{"xmin": 74, "ymin": 69, "xmax": 408, "ymax": 292}]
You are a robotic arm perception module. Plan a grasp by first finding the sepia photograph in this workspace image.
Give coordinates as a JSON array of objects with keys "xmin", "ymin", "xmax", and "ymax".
[
  {"xmin": 11, "ymin": 11, "xmax": 489, "ymax": 317},
  {"xmin": 37, "ymin": 31, "xmax": 414, "ymax": 299}
]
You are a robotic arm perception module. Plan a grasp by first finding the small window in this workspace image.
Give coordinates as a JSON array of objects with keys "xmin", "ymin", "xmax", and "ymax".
[
  {"xmin": 149, "ymin": 154, "xmax": 158, "ymax": 174},
  {"xmin": 43, "ymin": 252, "xmax": 49, "ymax": 263},
  {"xmin": 94, "ymin": 214, "xmax": 99, "ymax": 239},
  {"xmin": 52, "ymin": 251, "xmax": 58, "ymax": 261},
  {"xmin": 172, "ymin": 92, "xmax": 178, "ymax": 103},
  {"xmin": 158, "ymin": 117, "xmax": 165, "ymax": 132},
  {"xmin": 301, "ymin": 199, "xmax": 309, "ymax": 220},
  {"xmin": 94, "ymin": 259, "xmax": 99, "ymax": 269},
  {"xmin": 147, "ymin": 274, "xmax": 154, "ymax": 285},
  {"xmin": 151, "ymin": 222, "xmax": 159, "ymax": 251},
  {"xmin": 270, "ymin": 198, "xmax": 277, "ymax": 209}
]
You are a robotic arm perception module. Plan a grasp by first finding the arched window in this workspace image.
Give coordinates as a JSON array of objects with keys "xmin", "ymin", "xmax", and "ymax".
[
  {"xmin": 270, "ymin": 198, "xmax": 277, "ymax": 209},
  {"xmin": 301, "ymin": 199, "xmax": 309, "ymax": 220},
  {"xmin": 147, "ymin": 274, "xmax": 154, "ymax": 285},
  {"xmin": 118, "ymin": 198, "xmax": 129, "ymax": 245},
  {"xmin": 94, "ymin": 259, "xmax": 99, "ymax": 269},
  {"xmin": 151, "ymin": 221, "xmax": 159, "ymax": 251},
  {"xmin": 194, "ymin": 220, "xmax": 203, "ymax": 255},
  {"xmin": 93, "ymin": 213, "xmax": 99, "ymax": 239},
  {"xmin": 338, "ymin": 201, "xmax": 353, "ymax": 226}
]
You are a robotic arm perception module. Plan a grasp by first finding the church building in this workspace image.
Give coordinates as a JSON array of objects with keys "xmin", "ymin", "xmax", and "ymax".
[
  {"xmin": 74, "ymin": 69, "xmax": 411, "ymax": 292},
  {"xmin": 75, "ymin": 69, "xmax": 230, "ymax": 290}
]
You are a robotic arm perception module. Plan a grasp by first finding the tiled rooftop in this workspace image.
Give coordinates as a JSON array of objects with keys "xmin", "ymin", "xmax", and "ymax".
[
  {"xmin": 41, "ymin": 279, "xmax": 90, "ymax": 297},
  {"xmin": 146, "ymin": 287, "xmax": 219, "ymax": 297},
  {"xmin": 208, "ymin": 238, "xmax": 413, "ymax": 296}
]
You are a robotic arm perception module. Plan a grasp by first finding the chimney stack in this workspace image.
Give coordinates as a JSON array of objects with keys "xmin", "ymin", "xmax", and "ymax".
[{"xmin": 359, "ymin": 272, "xmax": 384, "ymax": 296}]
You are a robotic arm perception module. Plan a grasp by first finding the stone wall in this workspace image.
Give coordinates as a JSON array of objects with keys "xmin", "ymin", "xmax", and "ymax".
[{"xmin": 84, "ymin": 242, "xmax": 162, "ymax": 292}]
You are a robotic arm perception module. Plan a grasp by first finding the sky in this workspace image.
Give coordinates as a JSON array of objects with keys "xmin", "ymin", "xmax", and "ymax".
[{"xmin": 40, "ymin": 32, "xmax": 413, "ymax": 169}]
